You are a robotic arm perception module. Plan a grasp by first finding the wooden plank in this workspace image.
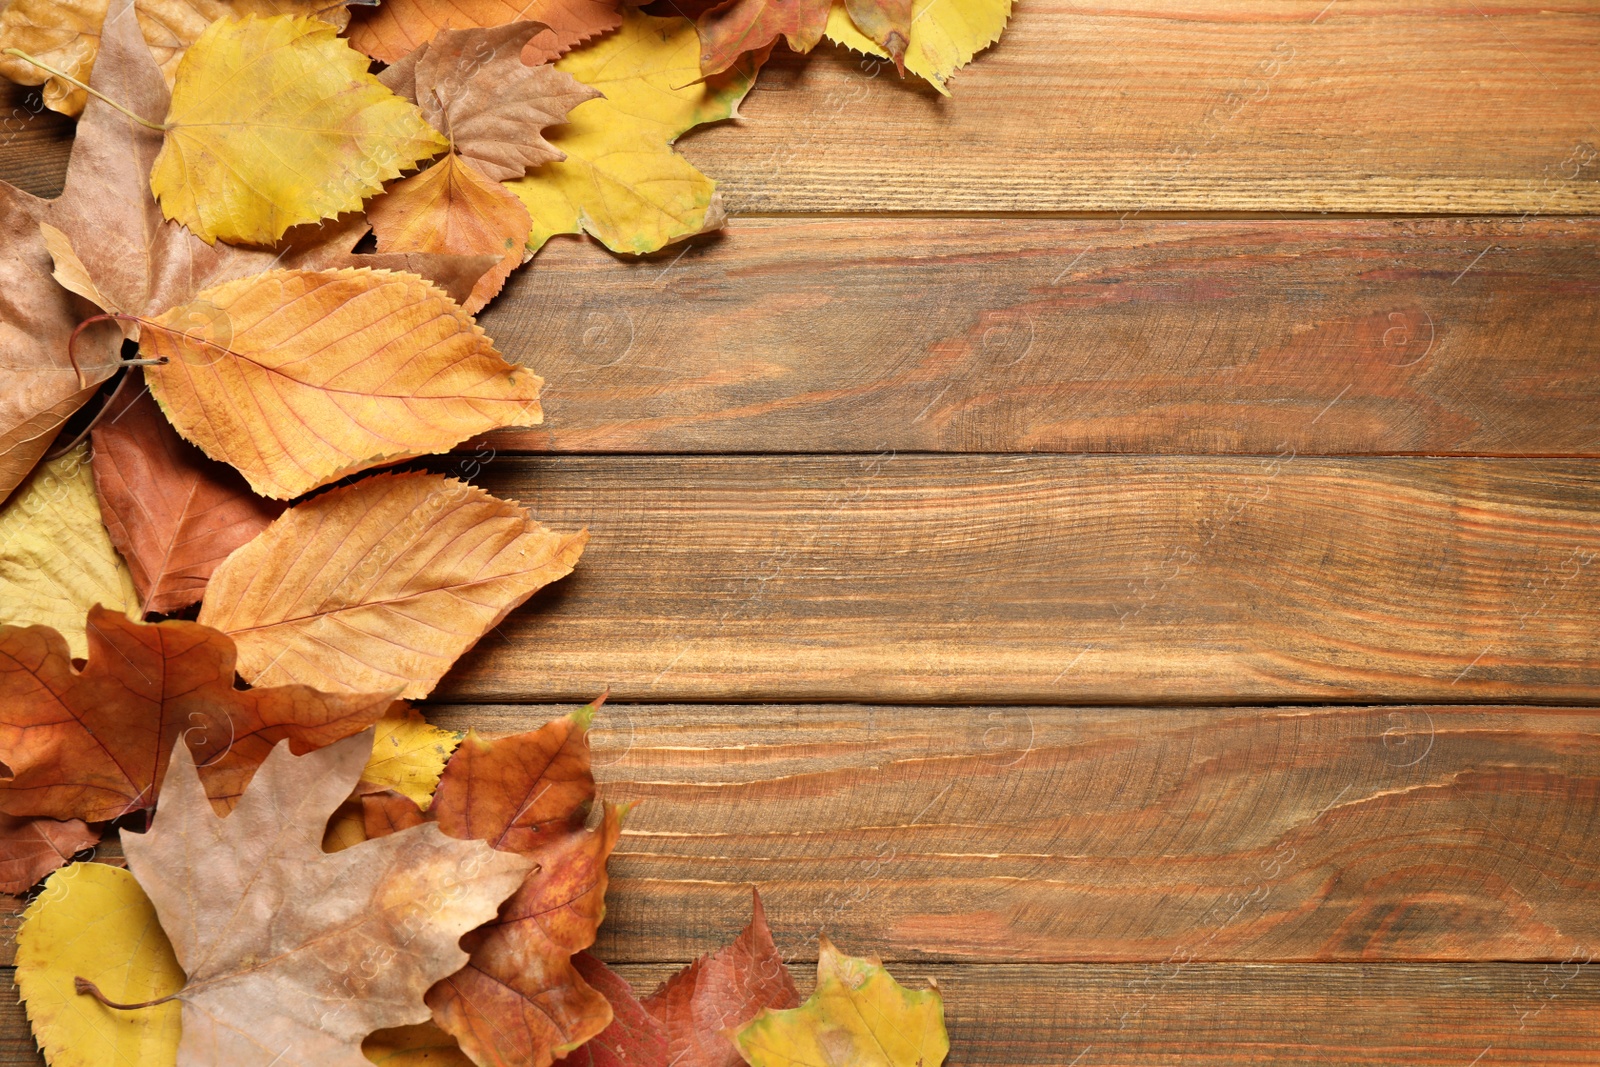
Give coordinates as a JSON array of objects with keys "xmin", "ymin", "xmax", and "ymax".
[
  {"xmin": 2, "ymin": 961, "xmax": 1598, "ymax": 1065},
  {"xmin": 682, "ymin": 0, "xmax": 1600, "ymax": 214},
  {"xmin": 423, "ymin": 703, "xmax": 1600, "ymax": 964},
  {"xmin": 0, "ymin": 81, "xmax": 69, "ymax": 199},
  {"xmin": 431, "ymin": 455, "xmax": 1600, "ymax": 705},
  {"xmin": 480, "ymin": 217, "xmax": 1600, "ymax": 455}
]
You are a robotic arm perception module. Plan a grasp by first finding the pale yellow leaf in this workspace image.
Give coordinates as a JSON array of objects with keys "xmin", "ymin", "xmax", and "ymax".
[{"xmin": 363, "ymin": 705, "xmax": 462, "ymax": 807}]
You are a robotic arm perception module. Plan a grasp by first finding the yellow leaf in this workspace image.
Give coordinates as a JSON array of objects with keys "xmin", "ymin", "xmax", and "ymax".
[
  {"xmin": 198, "ymin": 472, "xmax": 588, "ymax": 699},
  {"xmin": 137, "ymin": 268, "xmax": 543, "ymax": 500},
  {"xmin": 0, "ymin": 445, "xmax": 138, "ymax": 657},
  {"xmin": 505, "ymin": 11, "xmax": 762, "ymax": 255},
  {"xmin": 0, "ymin": 0, "xmax": 352, "ymax": 117},
  {"xmin": 732, "ymin": 936, "xmax": 950, "ymax": 1067},
  {"xmin": 150, "ymin": 14, "xmax": 446, "ymax": 245},
  {"xmin": 15, "ymin": 863, "xmax": 184, "ymax": 1067},
  {"xmin": 363, "ymin": 705, "xmax": 463, "ymax": 806},
  {"xmin": 824, "ymin": 0, "xmax": 1010, "ymax": 96}
]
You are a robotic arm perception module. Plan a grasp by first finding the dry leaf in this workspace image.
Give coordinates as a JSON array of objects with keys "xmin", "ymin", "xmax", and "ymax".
[
  {"xmin": 695, "ymin": 0, "xmax": 829, "ymax": 79},
  {"xmin": 361, "ymin": 704, "xmax": 462, "ymax": 807},
  {"xmin": 0, "ymin": 605, "xmax": 394, "ymax": 822},
  {"xmin": 150, "ymin": 14, "xmax": 446, "ymax": 244},
  {"xmin": 364, "ymin": 1022, "xmax": 476, "ymax": 1066},
  {"xmin": 0, "ymin": 0, "xmax": 353, "ymax": 116},
  {"xmin": 841, "ymin": 0, "xmax": 911, "ymax": 71},
  {"xmin": 506, "ymin": 11, "xmax": 764, "ymax": 255},
  {"xmin": 824, "ymin": 0, "xmax": 1011, "ymax": 96},
  {"xmin": 132, "ymin": 268, "xmax": 542, "ymax": 499},
  {"xmin": 567, "ymin": 952, "xmax": 671, "ymax": 1067},
  {"xmin": 369, "ymin": 153, "xmax": 533, "ymax": 314},
  {"xmin": 350, "ymin": 0, "xmax": 623, "ymax": 66},
  {"xmin": 0, "ymin": 815, "xmax": 99, "ymax": 895},
  {"xmin": 643, "ymin": 890, "xmax": 800, "ymax": 1067},
  {"xmin": 378, "ymin": 21, "xmax": 601, "ymax": 183},
  {"xmin": 731, "ymin": 938, "xmax": 949, "ymax": 1067},
  {"xmin": 199, "ymin": 472, "xmax": 587, "ymax": 697},
  {"xmin": 120, "ymin": 731, "xmax": 535, "ymax": 1066},
  {"xmin": 0, "ymin": 445, "xmax": 138, "ymax": 657},
  {"xmin": 91, "ymin": 370, "xmax": 284, "ymax": 614},
  {"xmin": 15, "ymin": 863, "xmax": 184, "ymax": 1067}
]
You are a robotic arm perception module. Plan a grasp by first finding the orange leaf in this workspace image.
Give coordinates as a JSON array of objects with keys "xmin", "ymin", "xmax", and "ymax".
[
  {"xmin": 0, "ymin": 814, "xmax": 99, "ymax": 895},
  {"xmin": 0, "ymin": 606, "xmax": 395, "ymax": 823},
  {"xmin": 350, "ymin": 0, "xmax": 623, "ymax": 65},
  {"xmin": 696, "ymin": 0, "xmax": 830, "ymax": 78}
]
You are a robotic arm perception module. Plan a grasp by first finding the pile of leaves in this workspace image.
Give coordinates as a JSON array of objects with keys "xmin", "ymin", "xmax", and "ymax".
[{"xmin": 0, "ymin": 0, "xmax": 1004, "ymax": 1062}]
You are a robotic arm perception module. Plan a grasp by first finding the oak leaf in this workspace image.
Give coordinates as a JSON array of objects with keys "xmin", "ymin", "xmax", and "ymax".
[
  {"xmin": 824, "ymin": 0, "xmax": 1011, "ymax": 95},
  {"xmin": 91, "ymin": 370, "xmax": 284, "ymax": 615},
  {"xmin": 15, "ymin": 863, "xmax": 184, "ymax": 1067},
  {"xmin": 349, "ymin": 0, "xmax": 623, "ymax": 66},
  {"xmin": 0, "ymin": 445, "xmax": 138, "ymax": 658},
  {"xmin": 150, "ymin": 14, "xmax": 446, "ymax": 244},
  {"xmin": 0, "ymin": 605, "xmax": 394, "ymax": 823},
  {"xmin": 0, "ymin": 814, "xmax": 99, "ymax": 895},
  {"xmin": 643, "ymin": 890, "xmax": 800, "ymax": 1067},
  {"xmin": 132, "ymin": 268, "xmax": 543, "ymax": 499},
  {"xmin": 0, "ymin": 0, "xmax": 353, "ymax": 116},
  {"xmin": 506, "ymin": 11, "xmax": 765, "ymax": 255},
  {"xmin": 695, "ymin": 0, "xmax": 829, "ymax": 80},
  {"xmin": 567, "ymin": 952, "xmax": 671, "ymax": 1067},
  {"xmin": 119, "ymin": 731, "xmax": 535, "ymax": 1066},
  {"xmin": 731, "ymin": 938, "xmax": 949, "ymax": 1067},
  {"xmin": 199, "ymin": 472, "xmax": 586, "ymax": 697}
]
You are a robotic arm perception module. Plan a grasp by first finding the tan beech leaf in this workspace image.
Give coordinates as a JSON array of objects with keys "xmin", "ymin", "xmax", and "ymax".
[
  {"xmin": 120, "ymin": 731, "xmax": 535, "ymax": 1067},
  {"xmin": 199, "ymin": 472, "xmax": 588, "ymax": 698},
  {"xmin": 132, "ymin": 268, "xmax": 543, "ymax": 499},
  {"xmin": 350, "ymin": 0, "xmax": 623, "ymax": 66},
  {"xmin": 0, "ymin": 814, "xmax": 100, "ymax": 895},
  {"xmin": 91, "ymin": 370, "xmax": 285, "ymax": 615},
  {"xmin": 0, "ymin": 605, "xmax": 395, "ymax": 823},
  {"xmin": 379, "ymin": 22, "xmax": 602, "ymax": 183},
  {"xmin": 0, "ymin": 0, "xmax": 354, "ymax": 117}
]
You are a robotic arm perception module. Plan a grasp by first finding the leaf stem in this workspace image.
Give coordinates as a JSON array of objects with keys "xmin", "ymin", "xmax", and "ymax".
[
  {"xmin": 74, "ymin": 977, "xmax": 180, "ymax": 1011},
  {"xmin": 2, "ymin": 49, "xmax": 170, "ymax": 132}
]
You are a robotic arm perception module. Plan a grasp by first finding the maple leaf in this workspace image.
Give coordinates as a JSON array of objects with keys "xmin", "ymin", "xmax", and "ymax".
[
  {"xmin": 349, "ymin": 0, "xmax": 623, "ymax": 66},
  {"xmin": 198, "ymin": 472, "xmax": 587, "ymax": 697},
  {"xmin": 126, "ymin": 268, "xmax": 543, "ymax": 499},
  {"xmin": 731, "ymin": 938, "xmax": 950, "ymax": 1067},
  {"xmin": 643, "ymin": 890, "xmax": 801, "ymax": 1067},
  {"xmin": 507, "ymin": 11, "xmax": 766, "ymax": 256},
  {"xmin": 695, "ymin": 0, "xmax": 829, "ymax": 80},
  {"xmin": 0, "ymin": 814, "xmax": 99, "ymax": 895},
  {"xmin": 567, "ymin": 952, "xmax": 671, "ymax": 1067},
  {"xmin": 0, "ymin": 606, "xmax": 394, "ymax": 823},
  {"xmin": 118, "ymin": 731, "xmax": 535, "ymax": 1066},
  {"xmin": 0, "ymin": 0, "xmax": 354, "ymax": 116},
  {"xmin": 0, "ymin": 445, "xmax": 139, "ymax": 658},
  {"xmin": 824, "ymin": 0, "xmax": 1011, "ymax": 96},
  {"xmin": 148, "ymin": 13, "xmax": 446, "ymax": 245},
  {"xmin": 90, "ymin": 370, "xmax": 284, "ymax": 615},
  {"xmin": 15, "ymin": 862, "xmax": 183, "ymax": 1067}
]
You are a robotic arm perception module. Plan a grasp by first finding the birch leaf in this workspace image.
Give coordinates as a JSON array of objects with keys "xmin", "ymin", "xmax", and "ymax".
[
  {"xmin": 823, "ymin": 0, "xmax": 1011, "ymax": 95},
  {"xmin": 361, "ymin": 705, "xmax": 463, "ymax": 807}
]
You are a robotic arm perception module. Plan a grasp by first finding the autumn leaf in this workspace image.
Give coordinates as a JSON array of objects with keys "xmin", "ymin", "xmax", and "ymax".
[
  {"xmin": 129, "ymin": 268, "xmax": 542, "ymax": 499},
  {"xmin": 0, "ymin": 814, "xmax": 99, "ymax": 895},
  {"xmin": 0, "ymin": 0, "xmax": 353, "ymax": 116},
  {"xmin": 361, "ymin": 704, "xmax": 463, "ymax": 807},
  {"xmin": 506, "ymin": 11, "xmax": 765, "ymax": 255},
  {"xmin": 199, "ymin": 472, "xmax": 587, "ymax": 697},
  {"xmin": 0, "ymin": 446, "xmax": 138, "ymax": 657},
  {"xmin": 149, "ymin": 14, "xmax": 446, "ymax": 245},
  {"xmin": 695, "ymin": 0, "xmax": 829, "ymax": 80},
  {"xmin": 349, "ymin": 0, "xmax": 623, "ymax": 66},
  {"xmin": 567, "ymin": 952, "xmax": 671, "ymax": 1067},
  {"xmin": 824, "ymin": 0, "xmax": 1011, "ymax": 95},
  {"xmin": 731, "ymin": 938, "xmax": 949, "ymax": 1067},
  {"xmin": 91, "ymin": 370, "xmax": 284, "ymax": 615},
  {"xmin": 15, "ymin": 863, "xmax": 183, "ymax": 1067},
  {"xmin": 841, "ymin": 0, "xmax": 911, "ymax": 71},
  {"xmin": 117, "ymin": 731, "xmax": 535, "ymax": 1066},
  {"xmin": 643, "ymin": 890, "xmax": 800, "ymax": 1067},
  {"xmin": 364, "ymin": 1022, "xmax": 476, "ymax": 1066},
  {"xmin": 0, "ymin": 606, "xmax": 394, "ymax": 823}
]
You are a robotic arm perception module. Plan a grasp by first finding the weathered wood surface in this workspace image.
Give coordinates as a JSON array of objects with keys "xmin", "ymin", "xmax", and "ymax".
[
  {"xmin": 427, "ymin": 455, "xmax": 1600, "ymax": 704},
  {"xmin": 480, "ymin": 217, "xmax": 1600, "ymax": 455},
  {"xmin": 4, "ymin": 961, "xmax": 1598, "ymax": 1066}
]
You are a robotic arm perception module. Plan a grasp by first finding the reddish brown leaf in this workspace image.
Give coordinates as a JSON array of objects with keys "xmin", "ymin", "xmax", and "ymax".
[
  {"xmin": 0, "ymin": 606, "xmax": 394, "ymax": 823},
  {"xmin": 90, "ymin": 370, "xmax": 284, "ymax": 615},
  {"xmin": 567, "ymin": 952, "xmax": 671, "ymax": 1067},
  {"xmin": 696, "ymin": 0, "xmax": 830, "ymax": 79},
  {"xmin": 350, "ymin": 0, "xmax": 624, "ymax": 65},
  {"xmin": 642, "ymin": 889, "xmax": 801, "ymax": 1067},
  {"xmin": 364, "ymin": 789, "xmax": 428, "ymax": 839},
  {"xmin": 0, "ymin": 814, "xmax": 99, "ymax": 894}
]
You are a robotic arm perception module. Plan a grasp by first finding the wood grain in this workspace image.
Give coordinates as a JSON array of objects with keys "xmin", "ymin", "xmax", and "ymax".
[
  {"xmin": 480, "ymin": 217, "xmax": 1600, "ymax": 455},
  {"xmin": 424, "ymin": 455, "xmax": 1600, "ymax": 705}
]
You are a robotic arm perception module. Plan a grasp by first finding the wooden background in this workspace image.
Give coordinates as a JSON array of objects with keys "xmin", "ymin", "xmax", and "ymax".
[{"xmin": 4, "ymin": 0, "xmax": 1600, "ymax": 1062}]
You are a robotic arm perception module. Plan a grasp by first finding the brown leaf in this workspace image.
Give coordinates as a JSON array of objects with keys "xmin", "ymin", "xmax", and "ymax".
[
  {"xmin": 0, "ymin": 814, "xmax": 99, "ymax": 894},
  {"xmin": 90, "ymin": 369, "xmax": 284, "ymax": 615},
  {"xmin": 378, "ymin": 22, "xmax": 601, "ymax": 182},
  {"xmin": 120, "ymin": 731, "xmax": 534, "ymax": 1066},
  {"xmin": 642, "ymin": 890, "xmax": 800, "ymax": 1067},
  {"xmin": 199, "ymin": 472, "xmax": 587, "ymax": 697},
  {"xmin": 0, "ymin": 605, "xmax": 394, "ymax": 823},
  {"xmin": 364, "ymin": 789, "xmax": 428, "ymax": 839},
  {"xmin": 696, "ymin": 0, "xmax": 830, "ymax": 78},
  {"xmin": 566, "ymin": 952, "xmax": 671, "ymax": 1067},
  {"xmin": 350, "ymin": 0, "xmax": 623, "ymax": 66}
]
